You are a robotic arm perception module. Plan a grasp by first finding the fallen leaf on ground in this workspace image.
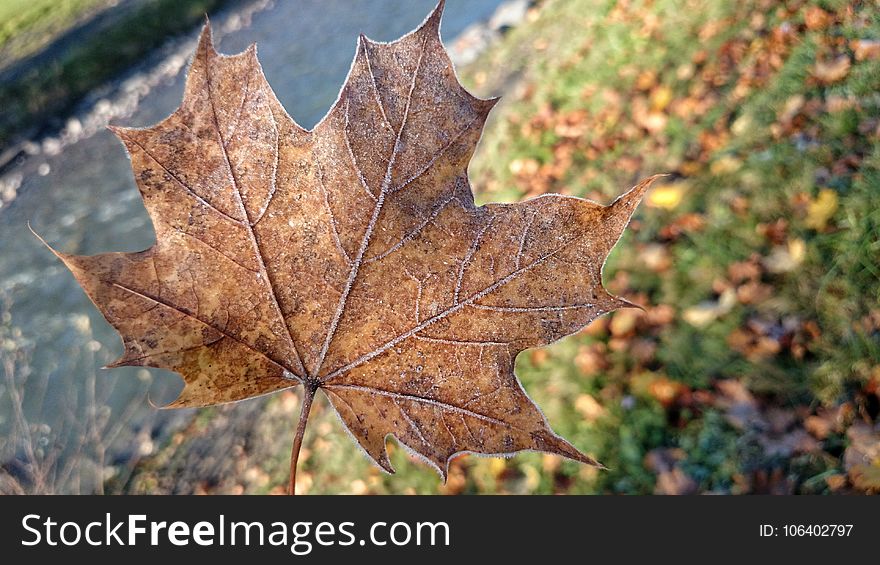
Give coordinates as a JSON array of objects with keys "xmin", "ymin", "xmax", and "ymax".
[
  {"xmin": 647, "ymin": 375, "xmax": 688, "ymax": 407},
  {"xmin": 809, "ymin": 403, "xmax": 852, "ymax": 440},
  {"xmin": 762, "ymin": 238, "xmax": 806, "ymax": 273},
  {"xmin": 682, "ymin": 288, "xmax": 736, "ymax": 328},
  {"xmin": 610, "ymin": 308, "xmax": 642, "ymax": 337},
  {"xmin": 844, "ymin": 423, "xmax": 880, "ymax": 470},
  {"xmin": 645, "ymin": 448, "xmax": 698, "ymax": 495},
  {"xmin": 845, "ymin": 423, "xmax": 880, "ymax": 493},
  {"xmin": 849, "ymin": 463, "xmax": 880, "ymax": 493},
  {"xmin": 710, "ymin": 155, "xmax": 742, "ymax": 175},
  {"xmin": 804, "ymin": 7, "xmax": 831, "ymax": 31},
  {"xmin": 639, "ymin": 242, "xmax": 672, "ymax": 272},
  {"xmin": 805, "ymin": 188, "xmax": 839, "ymax": 230},
  {"xmin": 851, "ymin": 39, "xmax": 880, "ymax": 61},
  {"xmin": 813, "ymin": 55, "xmax": 851, "ymax": 84},
  {"xmin": 714, "ymin": 379, "xmax": 760, "ymax": 430},
  {"xmin": 574, "ymin": 393, "xmax": 606, "ymax": 421},
  {"xmin": 646, "ymin": 180, "xmax": 687, "ymax": 209},
  {"xmin": 778, "ymin": 94, "xmax": 804, "ymax": 126},
  {"xmin": 574, "ymin": 344, "xmax": 608, "ymax": 376}
]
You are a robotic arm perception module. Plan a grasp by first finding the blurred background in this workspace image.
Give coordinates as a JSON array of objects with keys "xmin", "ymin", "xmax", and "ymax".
[{"xmin": 0, "ymin": 0, "xmax": 877, "ymax": 495}]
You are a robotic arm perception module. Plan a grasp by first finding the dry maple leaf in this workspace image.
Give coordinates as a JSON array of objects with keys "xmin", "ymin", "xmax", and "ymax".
[{"xmin": 39, "ymin": 2, "xmax": 658, "ymax": 494}]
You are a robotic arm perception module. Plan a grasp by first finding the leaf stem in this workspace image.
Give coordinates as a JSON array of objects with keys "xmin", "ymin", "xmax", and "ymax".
[{"xmin": 289, "ymin": 384, "xmax": 316, "ymax": 495}]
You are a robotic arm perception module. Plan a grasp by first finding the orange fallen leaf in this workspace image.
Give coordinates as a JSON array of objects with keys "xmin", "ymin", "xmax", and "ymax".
[
  {"xmin": 804, "ymin": 6, "xmax": 831, "ymax": 31},
  {"xmin": 813, "ymin": 55, "xmax": 851, "ymax": 84},
  {"xmin": 851, "ymin": 39, "xmax": 880, "ymax": 61}
]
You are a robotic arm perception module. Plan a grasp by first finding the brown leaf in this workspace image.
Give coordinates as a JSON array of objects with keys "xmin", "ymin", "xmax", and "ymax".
[
  {"xmin": 682, "ymin": 288, "xmax": 736, "ymax": 328},
  {"xmin": 825, "ymin": 473, "xmax": 848, "ymax": 492},
  {"xmin": 574, "ymin": 393, "xmax": 606, "ymax": 422},
  {"xmin": 804, "ymin": 403, "xmax": 851, "ymax": 440},
  {"xmin": 647, "ymin": 375, "xmax": 687, "ymax": 408},
  {"xmin": 639, "ymin": 242, "xmax": 672, "ymax": 273},
  {"xmin": 727, "ymin": 258, "xmax": 762, "ymax": 283},
  {"xmin": 850, "ymin": 464, "xmax": 880, "ymax": 494},
  {"xmin": 845, "ymin": 423, "xmax": 880, "ymax": 494},
  {"xmin": 714, "ymin": 379, "xmax": 760, "ymax": 430},
  {"xmin": 813, "ymin": 55, "xmax": 851, "ymax": 84},
  {"xmin": 645, "ymin": 448, "xmax": 697, "ymax": 495},
  {"xmin": 844, "ymin": 423, "xmax": 880, "ymax": 471},
  {"xmin": 777, "ymin": 94, "xmax": 804, "ymax": 127},
  {"xmin": 762, "ymin": 239, "xmax": 806, "ymax": 273},
  {"xmin": 804, "ymin": 7, "xmax": 832, "ymax": 31},
  {"xmin": 851, "ymin": 39, "xmax": 880, "ymax": 62},
  {"xmin": 38, "ymin": 4, "xmax": 653, "ymax": 491},
  {"xmin": 658, "ymin": 212, "xmax": 705, "ymax": 240},
  {"xmin": 609, "ymin": 308, "xmax": 641, "ymax": 337},
  {"xmin": 574, "ymin": 344, "xmax": 608, "ymax": 377}
]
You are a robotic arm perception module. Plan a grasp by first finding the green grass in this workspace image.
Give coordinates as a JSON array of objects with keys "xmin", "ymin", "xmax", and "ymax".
[
  {"xmin": 0, "ymin": 0, "xmax": 110, "ymax": 63},
  {"xmin": 0, "ymin": 0, "xmax": 237, "ymax": 152}
]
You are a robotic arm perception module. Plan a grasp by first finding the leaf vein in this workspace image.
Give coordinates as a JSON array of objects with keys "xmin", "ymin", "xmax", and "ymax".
[
  {"xmin": 203, "ymin": 43, "xmax": 307, "ymax": 375},
  {"xmin": 119, "ymin": 133, "xmax": 243, "ymax": 225},
  {"xmin": 110, "ymin": 281, "xmax": 297, "ymax": 379},
  {"xmin": 311, "ymin": 30, "xmax": 430, "ymax": 378},
  {"xmin": 315, "ymin": 152, "xmax": 353, "ymax": 265},
  {"xmin": 326, "ymin": 384, "xmax": 512, "ymax": 428},
  {"xmin": 469, "ymin": 303, "xmax": 596, "ymax": 313}
]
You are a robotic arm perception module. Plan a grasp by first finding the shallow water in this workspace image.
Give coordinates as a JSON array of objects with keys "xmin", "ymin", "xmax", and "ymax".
[{"xmin": 0, "ymin": 0, "xmax": 504, "ymax": 492}]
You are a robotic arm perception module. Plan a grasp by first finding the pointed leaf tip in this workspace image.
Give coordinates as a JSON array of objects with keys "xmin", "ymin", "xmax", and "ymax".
[
  {"xmin": 424, "ymin": 0, "xmax": 445, "ymax": 32},
  {"xmin": 376, "ymin": 443, "xmax": 395, "ymax": 474},
  {"xmin": 611, "ymin": 295, "xmax": 646, "ymax": 312},
  {"xmin": 597, "ymin": 174, "xmax": 665, "ymax": 253},
  {"xmin": 106, "ymin": 124, "xmax": 131, "ymax": 140},
  {"xmin": 28, "ymin": 223, "xmax": 66, "ymax": 262},
  {"xmin": 613, "ymin": 173, "xmax": 667, "ymax": 211},
  {"xmin": 481, "ymin": 96, "xmax": 502, "ymax": 112},
  {"xmin": 145, "ymin": 393, "xmax": 163, "ymax": 410},
  {"xmin": 196, "ymin": 19, "xmax": 216, "ymax": 54},
  {"xmin": 534, "ymin": 429, "xmax": 603, "ymax": 468}
]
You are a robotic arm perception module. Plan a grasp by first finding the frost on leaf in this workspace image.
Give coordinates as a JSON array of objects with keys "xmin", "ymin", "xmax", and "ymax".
[{"xmin": 41, "ymin": 2, "xmax": 658, "ymax": 488}]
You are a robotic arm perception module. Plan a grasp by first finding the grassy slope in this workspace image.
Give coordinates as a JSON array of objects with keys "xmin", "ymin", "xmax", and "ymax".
[
  {"xmin": 0, "ymin": 0, "xmax": 111, "ymax": 63},
  {"xmin": 125, "ymin": 0, "xmax": 879, "ymax": 495},
  {"xmin": 0, "ymin": 0, "xmax": 237, "ymax": 153}
]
